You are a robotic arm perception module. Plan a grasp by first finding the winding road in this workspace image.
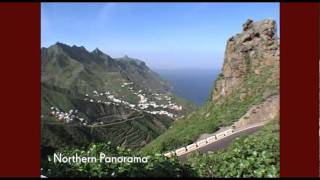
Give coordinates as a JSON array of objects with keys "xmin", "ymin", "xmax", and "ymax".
[
  {"xmin": 45, "ymin": 113, "xmax": 144, "ymax": 127},
  {"xmin": 177, "ymin": 123, "xmax": 266, "ymax": 161},
  {"xmin": 90, "ymin": 114, "xmax": 145, "ymax": 127}
]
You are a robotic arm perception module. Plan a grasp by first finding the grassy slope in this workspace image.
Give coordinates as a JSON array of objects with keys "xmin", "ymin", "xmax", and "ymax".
[
  {"xmin": 41, "ymin": 45, "xmax": 197, "ymax": 150},
  {"xmin": 41, "ymin": 83, "xmax": 173, "ymax": 149},
  {"xmin": 186, "ymin": 119, "xmax": 279, "ymax": 177},
  {"xmin": 140, "ymin": 63, "xmax": 279, "ymax": 154},
  {"xmin": 42, "ymin": 117, "xmax": 279, "ymax": 178}
]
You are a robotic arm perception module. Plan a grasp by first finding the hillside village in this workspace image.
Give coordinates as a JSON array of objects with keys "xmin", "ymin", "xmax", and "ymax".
[
  {"xmin": 41, "ymin": 41, "xmax": 197, "ymax": 151},
  {"xmin": 49, "ymin": 107, "xmax": 88, "ymax": 125},
  {"xmin": 49, "ymin": 81, "xmax": 183, "ymax": 125}
]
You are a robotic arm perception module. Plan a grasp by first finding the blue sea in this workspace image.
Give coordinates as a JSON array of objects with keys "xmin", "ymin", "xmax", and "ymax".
[{"xmin": 156, "ymin": 69, "xmax": 220, "ymax": 106}]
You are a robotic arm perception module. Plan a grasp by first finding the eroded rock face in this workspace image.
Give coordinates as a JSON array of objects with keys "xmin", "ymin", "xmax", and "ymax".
[
  {"xmin": 212, "ymin": 19, "xmax": 279, "ymax": 101},
  {"xmin": 233, "ymin": 95, "xmax": 279, "ymax": 129}
]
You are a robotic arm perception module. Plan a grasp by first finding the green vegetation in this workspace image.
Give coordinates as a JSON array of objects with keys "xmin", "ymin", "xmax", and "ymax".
[
  {"xmin": 41, "ymin": 51, "xmax": 279, "ymax": 177},
  {"xmin": 41, "ymin": 82, "xmax": 191, "ymax": 150},
  {"xmin": 42, "ymin": 32, "xmax": 279, "ymax": 177},
  {"xmin": 140, "ymin": 63, "xmax": 279, "ymax": 154},
  {"xmin": 42, "ymin": 120, "xmax": 278, "ymax": 178},
  {"xmin": 42, "ymin": 142, "xmax": 196, "ymax": 178},
  {"xmin": 186, "ymin": 120, "xmax": 279, "ymax": 177},
  {"xmin": 41, "ymin": 43, "xmax": 196, "ymax": 152}
]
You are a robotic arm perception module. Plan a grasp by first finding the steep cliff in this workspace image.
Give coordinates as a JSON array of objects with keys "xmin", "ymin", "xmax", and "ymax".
[
  {"xmin": 212, "ymin": 19, "xmax": 279, "ymax": 102},
  {"xmin": 140, "ymin": 19, "xmax": 279, "ymax": 154}
]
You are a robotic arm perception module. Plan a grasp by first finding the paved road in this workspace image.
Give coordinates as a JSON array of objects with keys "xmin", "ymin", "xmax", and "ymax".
[
  {"xmin": 178, "ymin": 125, "xmax": 264, "ymax": 161},
  {"xmin": 90, "ymin": 115, "xmax": 145, "ymax": 127},
  {"xmin": 45, "ymin": 114, "xmax": 144, "ymax": 127}
]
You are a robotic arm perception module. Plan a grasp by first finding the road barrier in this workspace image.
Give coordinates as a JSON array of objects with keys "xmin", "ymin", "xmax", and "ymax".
[
  {"xmin": 196, "ymin": 139, "xmax": 207, "ymax": 147},
  {"xmin": 224, "ymin": 129, "xmax": 233, "ymax": 135},
  {"xmin": 175, "ymin": 147, "xmax": 187, "ymax": 156},
  {"xmin": 163, "ymin": 128, "xmax": 235, "ymax": 157},
  {"xmin": 186, "ymin": 143, "xmax": 197, "ymax": 151},
  {"xmin": 215, "ymin": 132, "xmax": 225, "ymax": 139},
  {"xmin": 163, "ymin": 151, "xmax": 175, "ymax": 158},
  {"xmin": 163, "ymin": 122, "xmax": 269, "ymax": 157},
  {"xmin": 206, "ymin": 135, "xmax": 217, "ymax": 143}
]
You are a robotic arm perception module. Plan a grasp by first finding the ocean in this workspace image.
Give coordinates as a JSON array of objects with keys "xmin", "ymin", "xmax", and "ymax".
[{"xmin": 156, "ymin": 69, "xmax": 220, "ymax": 106}]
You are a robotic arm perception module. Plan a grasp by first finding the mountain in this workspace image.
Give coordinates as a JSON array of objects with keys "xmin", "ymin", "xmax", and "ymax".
[
  {"xmin": 140, "ymin": 19, "xmax": 279, "ymax": 154},
  {"xmin": 41, "ymin": 43, "xmax": 171, "ymax": 94},
  {"xmin": 42, "ymin": 19, "xmax": 280, "ymax": 178},
  {"xmin": 41, "ymin": 43, "xmax": 196, "ymax": 151}
]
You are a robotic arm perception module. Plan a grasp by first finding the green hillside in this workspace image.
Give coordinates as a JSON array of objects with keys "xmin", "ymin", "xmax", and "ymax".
[
  {"xmin": 140, "ymin": 63, "xmax": 279, "ymax": 154},
  {"xmin": 42, "ymin": 119, "xmax": 279, "ymax": 178},
  {"xmin": 186, "ymin": 119, "xmax": 279, "ymax": 177},
  {"xmin": 42, "ymin": 19, "xmax": 280, "ymax": 178},
  {"xmin": 140, "ymin": 19, "xmax": 279, "ymax": 154},
  {"xmin": 41, "ymin": 43, "xmax": 196, "ymax": 151}
]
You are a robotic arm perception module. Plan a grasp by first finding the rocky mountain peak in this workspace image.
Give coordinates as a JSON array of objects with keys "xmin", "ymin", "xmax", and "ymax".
[
  {"xmin": 50, "ymin": 42, "xmax": 88, "ymax": 55},
  {"xmin": 54, "ymin": 42, "xmax": 68, "ymax": 47},
  {"xmin": 211, "ymin": 19, "xmax": 279, "ymax": 101},
  {"xmin": 92, "ymin": 48, "xmax": 102, "ymax": 55},
  {"xmin": 242, "ymin": 19, "xmax": 254, "ymax": 31},
  {"xmin": 117, "ymin": 55, "xmax": 145, "ymax": 67},
  {"xmin": 49, "ymin": 42, "xmax": 69, "ymax": 51}
]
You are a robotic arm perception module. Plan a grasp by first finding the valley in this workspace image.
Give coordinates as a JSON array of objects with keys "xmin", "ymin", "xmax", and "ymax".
[
  {"xmin": 140, "ymin": 19, "xmax": 279, "ymax": 156},
  {"xmin": 41, "ymin": 18, "xmax": 280, "ymax": 178},
  {"xmin": 41, "ymin": 43, "xmax": 196, "ymax": 150}
]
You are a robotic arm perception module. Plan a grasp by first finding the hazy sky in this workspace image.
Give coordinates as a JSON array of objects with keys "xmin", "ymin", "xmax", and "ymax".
[{"xmin": 41, "ymin": 2, "xmax": 279, "ymax": 70}]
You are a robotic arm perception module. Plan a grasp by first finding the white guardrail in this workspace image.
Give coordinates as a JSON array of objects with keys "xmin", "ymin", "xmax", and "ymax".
[
  {"xmin": 163, "ymin": 122, "xmax": 269, "ymax": 157},
  {"xmin": 163, "ymin": 128, "xmax": 235, "ymax": 157}
]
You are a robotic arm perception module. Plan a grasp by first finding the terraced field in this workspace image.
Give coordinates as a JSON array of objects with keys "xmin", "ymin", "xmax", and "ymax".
[
  {"xmin": 42, "ymin": 84, "xmax": 174, "ymax": 149},
  {"xmin": 41, "ymin": 43, "xmax": 196, "ymax": 152}
]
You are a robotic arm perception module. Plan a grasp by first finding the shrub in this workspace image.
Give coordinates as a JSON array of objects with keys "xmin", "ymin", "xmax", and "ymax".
[
  {"xmin": 186, "ymin": 121, "xmax": 279, "ymax": 178},
  {"xmin": 41, "ymin": 142, "xmax": 195, "ymax": 177}
]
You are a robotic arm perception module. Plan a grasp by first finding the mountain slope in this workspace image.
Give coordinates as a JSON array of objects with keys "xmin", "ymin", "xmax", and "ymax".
[
  {"xmin": 41, "ymin": 43, "xmax": 196, "ymax": 150},
  {"xmin": 140, "ymin": 19, "xmax": 279, "ymax": 154},
  {"xmin": 41, "ymin": 43, "xmax": 171, "ymax": 95},
  {"xmin": 186, "ymin": 119, "xmax": 279, "ymax": 177}
]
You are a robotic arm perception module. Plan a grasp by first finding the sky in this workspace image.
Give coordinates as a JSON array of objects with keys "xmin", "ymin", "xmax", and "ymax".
[{"xmin": 41, "ymin": 2, "xmax": 279, "ymax": 70}]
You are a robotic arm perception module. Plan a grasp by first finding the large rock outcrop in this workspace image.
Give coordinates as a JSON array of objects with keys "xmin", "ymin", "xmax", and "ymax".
[
  {"xmin": 212, "ymin": 19, "xmax": 279, "ymax": 101},
  {"xmin": 140, "ymin": 19, "xmax": 280, "ymax": 154},
  {"xmin": 233, "ymin": 95, "xmax": 279, "ymax": 129}
]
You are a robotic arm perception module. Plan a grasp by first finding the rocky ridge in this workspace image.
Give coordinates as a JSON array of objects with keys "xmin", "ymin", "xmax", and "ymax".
[
  {"xmin": 140, "ymin": 19, "xmax": 280, "ymax": 154},
  {"xmin": 212, "ymin": 19, "xmax": 279, "ymax": 102}
]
